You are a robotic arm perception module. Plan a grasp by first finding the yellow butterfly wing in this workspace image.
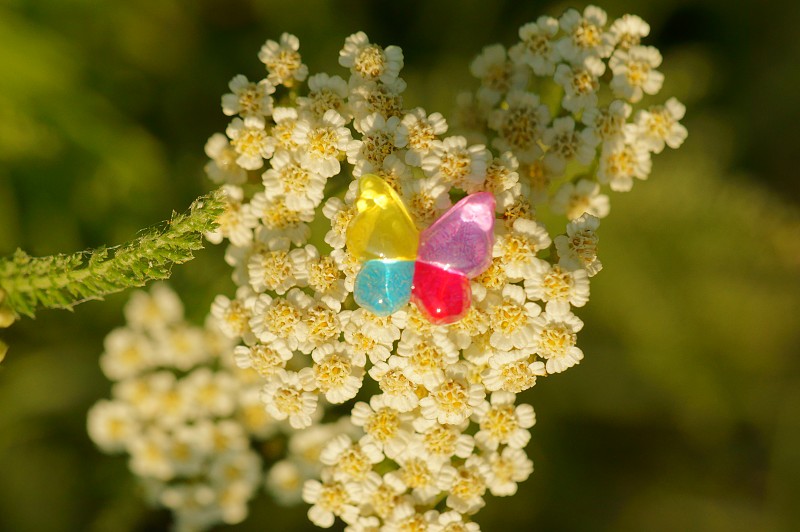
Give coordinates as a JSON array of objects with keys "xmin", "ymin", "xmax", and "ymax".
[{"xmin": 346, "ymin": 174, "xmax": 419, "ymax": 261}]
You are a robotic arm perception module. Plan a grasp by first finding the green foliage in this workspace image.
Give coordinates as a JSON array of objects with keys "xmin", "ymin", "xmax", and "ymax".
[{"xmin": 0, "ymin": 189, "xmax": 224, "ymax": 320}]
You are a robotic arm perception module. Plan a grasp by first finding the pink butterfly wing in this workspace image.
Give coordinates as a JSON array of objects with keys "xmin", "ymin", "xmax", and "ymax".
[{"xmin": 416, "ymin": 192, "xmax": 496, "ymax": 278}]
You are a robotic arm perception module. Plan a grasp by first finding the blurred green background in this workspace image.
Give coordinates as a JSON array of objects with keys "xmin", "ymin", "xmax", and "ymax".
[{"xmin": 1, "ymin": 0, "xmax": 799, "ymax": 530}]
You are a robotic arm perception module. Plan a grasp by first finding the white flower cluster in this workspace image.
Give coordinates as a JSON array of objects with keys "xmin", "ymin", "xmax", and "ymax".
[
  {"xmin": 88, "ymin": 284, "xmax": 285, "ymax": 531},
  {"xmin": 202, "ymin": 8, "xmax": 685, "ymax": 530}
]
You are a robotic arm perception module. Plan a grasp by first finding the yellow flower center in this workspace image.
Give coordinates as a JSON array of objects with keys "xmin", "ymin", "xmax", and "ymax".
[
  {"xmin": 500, "ymin": 360, "xmax": 538, "ymax": 393},
  {"xmin": 355, "ymin": 45, "xmax": 386, "ymax": 79},
  {"xmin": 366, "ymin": 408, "xmax": 400, "ymax": 442},
  {"xmin": 314, "ymin": 353, "xmax": 351, "ymax": 392},
  {"xmin": 539, "ymin": 323, "xmax": 577, "ymax": 358}
]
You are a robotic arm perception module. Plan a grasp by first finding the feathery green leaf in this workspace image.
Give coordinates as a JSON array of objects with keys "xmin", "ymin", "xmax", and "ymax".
[{"xmin": 0, "ymin": 189, "xmax": 225, "ymax": 319}]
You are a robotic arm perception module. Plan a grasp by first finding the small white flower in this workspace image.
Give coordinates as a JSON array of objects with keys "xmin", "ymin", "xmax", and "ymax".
[
  {"xmin": 204, "ymin": 133, "xmax": 247, "ymax": 185},
  {"xmin": 210, "ymin": 288, "xmax": 255, "ymax": 341},
  {"xmin": 350, "ymin": 395, "xmax": 413, "ymax": 459},
  {"xmin": 509, "ymin": 16, "xmax": 561, "ymax": 76},
  {"xmin": 266, "ymin": 459, "xmax": 305, "ymax": 505},
  {"xmin": 472, "ymin": 391, "xmax": 535, "ymax": 451},
  {"xmin": 493, "ymin": 217, "xmax": 552, "ymax": 281},
  {"xmin": 205, "ymin": 185, "xmax": 258, "ymax": 247},
  {"xmin": 249, "ymin": 193, "xmax": 314, "ymax": 246},
  {"xmin": 341, "ymin": 308, "xmax": 404, "ymax": 363},
  {"xmin": 87, "ymin": 399, "xmax": 140, "ymax": 452},
  {"xmin": 128, "ymin": 427, "xmax": 174, "ymax": 480},
  {"xmin": 182, "ymin": 367, "xmax": 237, "ymax": 419},
  {"xmin": 421, "ymin": 136, "xmax": 489, "ymax": 191},
  {"xmin": 368, "ymin": 357, "xmax": 420, "ymax": 413},
  {"xmin": 232, "ymin": 341, "xmax": 292, "ymax": 379},
  {"xmin": 296, "ymin": 72, "xmax": 351, "ymax": 121},
  {"xmin": 597, "ymin": 136, "xmax": 652, "ymax": 192},
  {"xmin": 394, "ymin": 107, "xmax": 447, "ymax": 166},
  {"xmin": 634, "ymin": 97, "xmax": 688, "ymax": 153},
  {"xmin": 248, "ymin": 289, "xmax": 310, "ymax": 351},
  {"xmin": 226, "ymin": 118, "xmax": 274, "ymax": 170},
  {"xmin": 320, "ymin": 434, "xmax": 384, "ymax": 482},
  {"xmin": 541, "ymin": 116, "xmax": 599, "ymax": 175},
  {"xmin": 609, "ymin": 45, "xmax": 664, "ymax": 103},
  {"xmin": 261, "ymin": 370, "xmax": 319, "ymax": 429},
  {"xmin": 486, "ymin": 284, "xmax": 541, "ymax": 351},
  {"xmin": 339, "ymin": 31, "xmax": 404, "ymax": 84},
  {"xmin": 470, "ymin": 43, "xmax": 529, "ymax": 105},
  {"xmin": 99, "ymin": 327, "xmax": 155, "ymax": 381},
  {"xmin": 152, "ymin": 323, "xmax": 210, "ymax": 371},
  {"xmin": 385, "ymin": 437, "xmax": 454, "ymax": 504},
  {"xmin": 550, "ymin": 178, "xmax": 610, "ymax": 220},
  {"xmin": 396, "ymin": 332, "xmax": 459, "ymax": 390},
  {"xmin": 322, "ymin": 197, "xmax": 357, "ymax": 249},
  {"xmin": 556, "ymin": 6, "xmax": 615, "ymax": 63},
  {"xmin": 348, "ymin": 77, "xmax": 407, "ymax": 124},
  {"xmin": 482, "ymin": 350, "xmax": 547, "ymax": 393},
  {"xmin": 609, "ymin": 14, "xmax": 650, "ymax": 50},
  {"xmin": 262, "ymin": 150, "xmax": 327, "ymax": 212},
  {"xmin": 300, "ymin": 342, "xmax": 365, "ymax": 404},
  {"xmin": 418, "ymin": 363, "xmax": 485, "ymax": 425},
  {"xmin": 358, "ymin": 471, "xmax": 409, "ymax": 521},
  {"xmin": 582, "ymin": 99, "xmax": 634, "ymax": 147},
  {"xmin": 288, "ymin": 420, "xmax": 356, "ymax": 469},
  {"xmin": 331, "ymin": 248, "xmax": 361, "ymax": 292},
  {"xmin": 533, "ymin": 301, "xmax": 585, "ymax": 374},
  {"xmin": 237, "ymin": 386, "xmax": 280, "ymax": 438},
  {"xmin": 348, "ymin": 113, "xmax": 401, "ymax": 176},
  {"xmin": 486, "ymin": 447, "xmax": 534, "ymax": 496},
  {"xmin": 221, "ymin": 74, "xmax": 275, "ymax": 127},
  {"xmin": 524, "ymin": 259, "xmax": 590, "ymax": 307},
  {"xmin": 430, "ymin": 511, "xmax": 482, "ymax": 531},
  {"xmin": 554, "ymin": 213, "xmax": 602, "ymax": 276},
  {"xmin": 477, "ymin": 151, "xmax": 521, "ymax": 206},
  {"xmin": 517, "ymin": 159, "xmax": 554, "ymax": 205},
  {"xmin": 376, "ymin": 152, "xmax": 414, "ymax": 196},
  {"xmin": 258, "ymin": 32, "xmax": 308, "ymax": 88},
  {"xmin": 445, "ymin": 300, "xmax": 490, "ymax": 351},
  {"xmin": 345, "ymin": 515, "xmax": 382, "ymax": 532},
  {"xmin": 488, "ymin": 90, "xmax": 550, "ymax": 163},
  {"xmin": 291, "ymin": 245, "xmax": 348, "ymax": 303},
  {"xmin": 302, "ymin": 298, "xmax": 343, "ymax": 352},
  {"xmin": 554, "ymin": 57, "xmax": 606, "ymax": 115},
  {"xmin": 415, "ymin": 419, "xmax": 475, "ymax": 461},
  {"xmin": 302, "ymin": 471, "xmax": 361, "ymax": 528},
  {"xmin": 293, "ymin": 109, "xmax": 353, "ymax": 177},
  {"xmin": 270, "ymin": 106, "xmax": 303, "ymax": 154},
  {"xmin": 382, "ymin": 505, "xmax": 436, "ymax": 532},
  {"xmin": 167, "ymin": 424, "xmax": 209, "ymax": 477},
  {"xmin": 441, "ymin": 454, "xmax": 491, "ymax": 514},
  {"xmin": 246, "ymin": 238, "xmax": 296, "ymax": 294},
  {"xmin": 401, "ymin": 175, "xmax": 452, "ymax": 228}
]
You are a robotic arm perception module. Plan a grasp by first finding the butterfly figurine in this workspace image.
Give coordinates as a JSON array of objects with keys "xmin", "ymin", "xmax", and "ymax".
[{"xmin": 346, "ymin": 174, "xmax": 496, "ymax": 324}]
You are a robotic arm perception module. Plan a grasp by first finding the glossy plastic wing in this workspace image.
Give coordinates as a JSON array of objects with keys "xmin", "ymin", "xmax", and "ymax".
[
  {"xmin": 346, "ymin": 174, "xmax": 419, "ymax": 261},
  {"xmin": 411, "ymin": 261, "xmax": 471, "ymax": 324},
  {"xmin": 354, "ymin": 260, "xmax": 415, "ymax": 316},
  {"xmin": 416, "ymin": 192, "xmax": 496, "ymax": 278}
]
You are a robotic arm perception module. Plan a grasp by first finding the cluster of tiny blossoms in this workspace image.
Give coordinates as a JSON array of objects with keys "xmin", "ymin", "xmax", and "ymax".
[
  {"xmin": 206, "ymin": 8, "xmax": 685, "ymax": 531},
  {"xmin": 87, "ymin": 284, "xmax": 358, "ymax": 531},
  {"xmin": 87, "ymin": 284, "xmax": 265, "ymax": 530}
]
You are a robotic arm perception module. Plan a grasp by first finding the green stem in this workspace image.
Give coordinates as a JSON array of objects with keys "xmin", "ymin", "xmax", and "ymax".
[{"xmin": 0, "ymin": 189, "xmax": 225, "ymax": 319}]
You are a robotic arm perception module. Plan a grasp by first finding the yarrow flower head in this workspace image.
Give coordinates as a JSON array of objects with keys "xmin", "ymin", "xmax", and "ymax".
[
  {"xmin": 89, "ymin": 285, "xmax": 268, "ymax": 530},
  {"xmin": 89, "ymin": 285, "xmax": 356, "ymax": 530},
  {"xmin": 188, "ymin": 10, "xmax": 686, "ymax": 529}
]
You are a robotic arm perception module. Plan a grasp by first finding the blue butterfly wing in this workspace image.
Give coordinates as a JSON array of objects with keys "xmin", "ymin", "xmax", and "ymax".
[{"xmin": 354, "ymin": 260, "xmax": 415, "ymax": 316}]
